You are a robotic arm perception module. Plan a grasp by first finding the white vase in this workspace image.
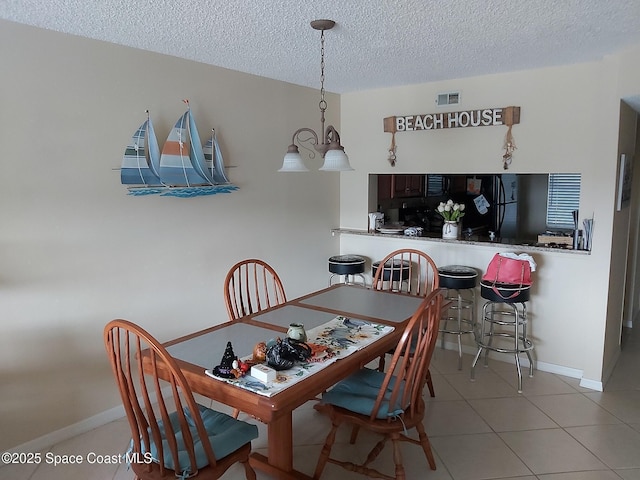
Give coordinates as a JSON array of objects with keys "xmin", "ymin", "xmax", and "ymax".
[{"xmin": 442, "ymin": 221, "xmax": 459, "ymax": 239}]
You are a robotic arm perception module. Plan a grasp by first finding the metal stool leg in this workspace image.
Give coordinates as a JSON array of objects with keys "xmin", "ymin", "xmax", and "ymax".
[
  {"xmin": 440, "ymin": 287, "xmax": 476, "ymax": 370},
  {"xmin": 512, "ymin": 304, "xmax": 523, "ymax": 392},
  {"xmin": 520, "ymin": 303, "xmax": 534, "ymax": 377},
  {"xmin": 471, "ymin": 301, "xmax": 490, "ymax": 380},
  {"xmin": 471, "ymin": 300, "xmax": 534, "ymax": 392}
]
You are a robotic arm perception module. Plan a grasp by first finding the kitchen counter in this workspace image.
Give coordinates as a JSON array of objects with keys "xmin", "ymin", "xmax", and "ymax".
[{"xmin": 331, "ymin": 228, "xmax": 590, "ymax": 254}]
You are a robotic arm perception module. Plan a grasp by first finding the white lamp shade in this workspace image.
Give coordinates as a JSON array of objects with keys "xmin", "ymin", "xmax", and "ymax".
[
  {"xmin": 319, "ymin": 149, "xmax": 353, "ymax": 171},
  {"xmin": 278, "ymin": 151, "xmax": 309, "ymax": 172}
]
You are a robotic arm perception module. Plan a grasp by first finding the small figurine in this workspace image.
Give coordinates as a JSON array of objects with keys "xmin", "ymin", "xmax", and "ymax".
[
  {"xmin": 253, "ymin": 341, "xmax": 267, "ymax": 362},
  {"xmin": 213, "ymin": 341, "xmax": 237, "ymax": 379},
  {"xmin": 230, "ymin": 358, "xmax": 251, "ymax": 378}
]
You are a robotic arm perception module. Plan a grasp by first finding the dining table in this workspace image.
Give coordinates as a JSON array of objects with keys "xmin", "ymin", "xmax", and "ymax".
[{"xmin": 158, "ymin": 283, "xmax": 426, "ymax": 480}]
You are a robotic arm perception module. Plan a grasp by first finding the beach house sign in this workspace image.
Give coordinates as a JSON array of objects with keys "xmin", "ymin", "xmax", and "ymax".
[{"xmin": 384, "ymin": 106, "xmax": 520, "ymax": 167}]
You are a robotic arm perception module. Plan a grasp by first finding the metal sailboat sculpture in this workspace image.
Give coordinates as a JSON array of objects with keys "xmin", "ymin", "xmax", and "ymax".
[
  {"xmin": 121, "ymin": 101, "xmax": 237, "ymax": 197},
  {"xmin": 121, "ymin": 110, "xmax": 163, "ymax": 186},
  {"xmin": 203, "ymin": 129, "xmax": 232, "ymax": 185}
]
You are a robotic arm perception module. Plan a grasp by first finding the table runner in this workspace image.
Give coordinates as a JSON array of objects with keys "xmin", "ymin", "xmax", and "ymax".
[{"xmin": 204, "ymin": 316, "xmax": 394, "ymax": 397}]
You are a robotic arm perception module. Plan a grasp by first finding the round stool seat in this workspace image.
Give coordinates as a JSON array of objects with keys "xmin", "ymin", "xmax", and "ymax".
[
  {"xmin": 438, "ymin": 265, "xmax": 478, "ymax": 289},
  {"xmin": 480, "ymin": 280, "xmax": 530, "ymax": 303},
  {"xmin": 328, "ymin": 255, "xmax": 366, "ymax": 275},
  {"xmin": 372, "ymin": 259, "xmax": 410, "ymax": 281},
  {"xmin": 438, "ymin": 265, "xmax": 477, "ymax": 370}
]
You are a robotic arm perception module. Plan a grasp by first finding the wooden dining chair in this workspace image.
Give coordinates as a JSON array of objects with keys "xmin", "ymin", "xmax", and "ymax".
[
  {"xmin": 372, "ymin": 248, "xmax": 439, "ymax": 396},
  {"xmin": 372, "ymin": 248, "xmax": 439, "ymax": 297},
  {"xmin": 224, "ymin": 259, "xmax": 287, "ymax": 321},
  {"xmin": 223, "ymin": 259, "xmax": 287, "ymax": 418},
  {"xmin": 104, "ymin": 319, "xmax": 259, "ymax": 480},
  {"xmin": 313, "ymin": 290, "xmax": 443, "ymax": 480}
]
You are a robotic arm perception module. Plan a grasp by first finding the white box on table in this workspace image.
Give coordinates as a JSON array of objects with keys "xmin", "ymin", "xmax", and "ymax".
[{"xmin": 250, "ymin": 364, "xmax": 276, "ymax": 384}]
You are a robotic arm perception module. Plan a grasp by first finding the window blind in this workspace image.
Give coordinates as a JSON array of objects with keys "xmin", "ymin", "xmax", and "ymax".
[{"xmin": 546, "ymin": 174, "xmax": 581, "ymax": 229}]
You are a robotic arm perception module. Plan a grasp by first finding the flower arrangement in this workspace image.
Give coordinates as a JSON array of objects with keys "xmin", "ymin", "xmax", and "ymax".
[{"xmin": 437, "ymin": 199, "xmax": 465, "ymax": 222}]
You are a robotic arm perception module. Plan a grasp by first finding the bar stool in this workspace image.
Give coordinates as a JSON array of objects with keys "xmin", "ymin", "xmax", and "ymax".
[
  {"xmin": 328, "ymin": 255, "xmax": 366, "ymax": 286},
  {"xmin": 471, "ymin": 281, "xmax": 534, "ymax": 393},
  {"xmin": 372, "ymin": 259, "xmax": 410, "ymax": 292},
  {"xmin": 438, "ymin": 265, "xmax": 478, "ymax": 370}
]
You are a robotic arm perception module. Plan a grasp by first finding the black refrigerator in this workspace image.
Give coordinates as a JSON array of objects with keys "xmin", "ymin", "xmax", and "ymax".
[
  {"xmin": 492, "ymin": 173, "xmax": 519, "ymax": 238},
  {"xmin": 449, "ymin": 174, "xmax": 519, "ymax": 238}
]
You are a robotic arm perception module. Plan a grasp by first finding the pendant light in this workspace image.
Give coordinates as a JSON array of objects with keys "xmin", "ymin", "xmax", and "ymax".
[{"xmin": 279, "ymin": 19, "xmax": 353, "ymax": 172}]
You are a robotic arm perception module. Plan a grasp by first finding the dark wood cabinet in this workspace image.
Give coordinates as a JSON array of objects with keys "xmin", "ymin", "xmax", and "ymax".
[{"xmin": 378, "ymin": 174, "xmax": 425, "ymax": 199}]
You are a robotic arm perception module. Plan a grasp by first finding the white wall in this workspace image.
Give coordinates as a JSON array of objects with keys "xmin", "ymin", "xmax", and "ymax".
[
  {"xmin": 0, "ymin": 20, "xmax": 342, "ymax": 450},
  {"xmin": 338, "ymin": 52, "xmax": 640, "ymax": 387}
]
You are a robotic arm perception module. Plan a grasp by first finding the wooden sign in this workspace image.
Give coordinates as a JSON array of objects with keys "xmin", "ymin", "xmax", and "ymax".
[{"xmin": 384, "ymin": 106, "xmax": 520, "ymax": 133}]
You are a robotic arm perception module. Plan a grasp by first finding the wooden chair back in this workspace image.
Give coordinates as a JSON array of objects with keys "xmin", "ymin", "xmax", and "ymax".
[
  {"xmin": 104, "ymin": 319, "xmax": 254, "ymax": 479},
  {"xmin": 372, "ymin": 248, "xmax": 439, "ymax": 297},
  {"xmin": 370, "ymin": 289, "xmax": 442, "ymax": 421},
  {"xmin": 224, "ymin": 259, "xmax": 287, "ymax": 321},
  {"xmin": 372, "ymin": 250, "xmax": 439, "ymax": 391}
]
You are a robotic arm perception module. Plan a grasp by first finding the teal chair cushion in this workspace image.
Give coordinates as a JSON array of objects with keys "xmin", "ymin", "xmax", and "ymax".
[
  {"xmin": 137, "ymin": 404, "xmax": 258, "ymax": 477},
  {"xmin": 322, "ymin": 368, "xmax": 407, "ymax": 419}
]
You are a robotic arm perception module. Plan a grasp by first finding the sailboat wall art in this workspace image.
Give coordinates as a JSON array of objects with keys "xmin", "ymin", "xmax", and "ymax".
[{"xmin": 121, "ymin": 100, "xmax": 238, "ymax": 197}]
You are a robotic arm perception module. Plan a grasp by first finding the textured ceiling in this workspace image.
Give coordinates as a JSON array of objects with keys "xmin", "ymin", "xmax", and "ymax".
[{"xmin": 2, "ymin": 0, "xmax": 640, "ymax": 95}]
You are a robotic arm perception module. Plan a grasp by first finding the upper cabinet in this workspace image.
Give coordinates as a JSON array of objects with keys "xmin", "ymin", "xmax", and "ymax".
[{"xmin": 379, "ymin": 174, "xmax": 425, "ymax": 199}]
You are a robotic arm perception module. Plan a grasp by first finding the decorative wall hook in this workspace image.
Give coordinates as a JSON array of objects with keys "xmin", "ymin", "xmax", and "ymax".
[{"xmin": 501, "ymin": 106, "xmax": 520, "ymax": 169}]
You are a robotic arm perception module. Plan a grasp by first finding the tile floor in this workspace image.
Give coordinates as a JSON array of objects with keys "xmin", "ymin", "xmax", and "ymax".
[{"xmin": 3, "ymin": 327, "xmax": 640, "ymax": 480}]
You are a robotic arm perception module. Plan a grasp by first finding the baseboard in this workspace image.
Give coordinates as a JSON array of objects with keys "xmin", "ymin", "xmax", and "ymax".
[
  {"xmin": 438, "ymin": 340, "xmax": 601, "ymax": 391},
  {"xmin": 8, "ymin": 404, "xmax": 126, "ymax": 454},
  {"xmin": 578, "ymin": 377, "xmax": 604, "ymax": 391}
]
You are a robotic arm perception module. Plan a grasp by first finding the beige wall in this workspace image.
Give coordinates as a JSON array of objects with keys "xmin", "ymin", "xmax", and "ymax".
[
  {"xmin": 3, "ymin": 18, "xmax": 640, "ymax": 452},
  {"xmin": 338, "ymin": 51, "xmax": 640, "ymax": 387},
  {"xmin": 0, "ymin": 20, "xmax": 342, "ymax": 450}
]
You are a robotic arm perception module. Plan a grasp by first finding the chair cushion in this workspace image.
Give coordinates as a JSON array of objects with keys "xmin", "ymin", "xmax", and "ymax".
[
  {"xmin": 322, "ymin": 368, "xmax": 407, "ymax": 419},
  {"xmin": 136, "ymin": 404, "xmax": 258, "ymax": 476}
]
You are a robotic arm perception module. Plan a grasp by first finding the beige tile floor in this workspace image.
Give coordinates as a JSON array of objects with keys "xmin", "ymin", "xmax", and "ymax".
[{"xmin": 3, "ymin": 327, "xmax": 640, "ymax": 480}]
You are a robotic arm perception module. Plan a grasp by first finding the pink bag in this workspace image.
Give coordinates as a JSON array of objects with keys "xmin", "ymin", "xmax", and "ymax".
[{"xmin": 482, "ymin": 253, "xmax": 532, "ymax": 287}]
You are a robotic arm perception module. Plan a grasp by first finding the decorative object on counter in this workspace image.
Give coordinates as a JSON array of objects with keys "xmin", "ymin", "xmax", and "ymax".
[
  {"xmin": 442, "ymin": 221, "xmax": 459, "ymax": 239},
  {"xmin": 287, "ymin": 323, "xmax": 307, "ymax": 342},
  {"xmin": 250, "ymin": 364, "xmax": 276, "ymax": 384},
  {"xmin": 404, "ymin": 226, "xmax": 423, "ymax": 236},
  {"xmin": 279, "ymin": 20, "xmax": 353, "ymax": 173},
  {"xmin": 537, "ymin": 232, "xmax": 573, "ymax": 248},
  {"xmin": 501, "ymin": 104, "xmax": 519, "ymax": 169},
  {"xmin": 231, "ymin": 358, "xmax": 251, "ymax": 377},
  {"xmin": 368, "ymin": 212, "xmax": 384, "ymax": 232},
  {"xmin": 437, "ymin": 199, "xmax": 465, "ymax": 239},
  {"xmin": 383, "ymin": 106, "xmax": 520, "ymax": 165},
  {"xmin": 583, "ymin": 217, "xmax": 594, "ymax": 251},
  {"xmin": 213, "ymin": 341, "xmax": 238, "ymax": 378},
  {"xmin": 266, "ymin": 337, "xmax": 312, "ymax": 370},
  {"xmin": 121, "ymin": 101, "xmax": 238, "ymax": 197},
  {"xmin": 437, "ymin": 199, "xmax": 465, "ymax": 222},
  {"xmin": 253, "ymin": 341, "xmax": 267, "ymax": 362}
]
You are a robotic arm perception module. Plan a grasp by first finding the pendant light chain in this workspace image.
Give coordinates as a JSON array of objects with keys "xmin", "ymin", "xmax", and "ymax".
[{"xmin": 319, "ymin": 28, "xmax": 327, "ymax": 130}]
